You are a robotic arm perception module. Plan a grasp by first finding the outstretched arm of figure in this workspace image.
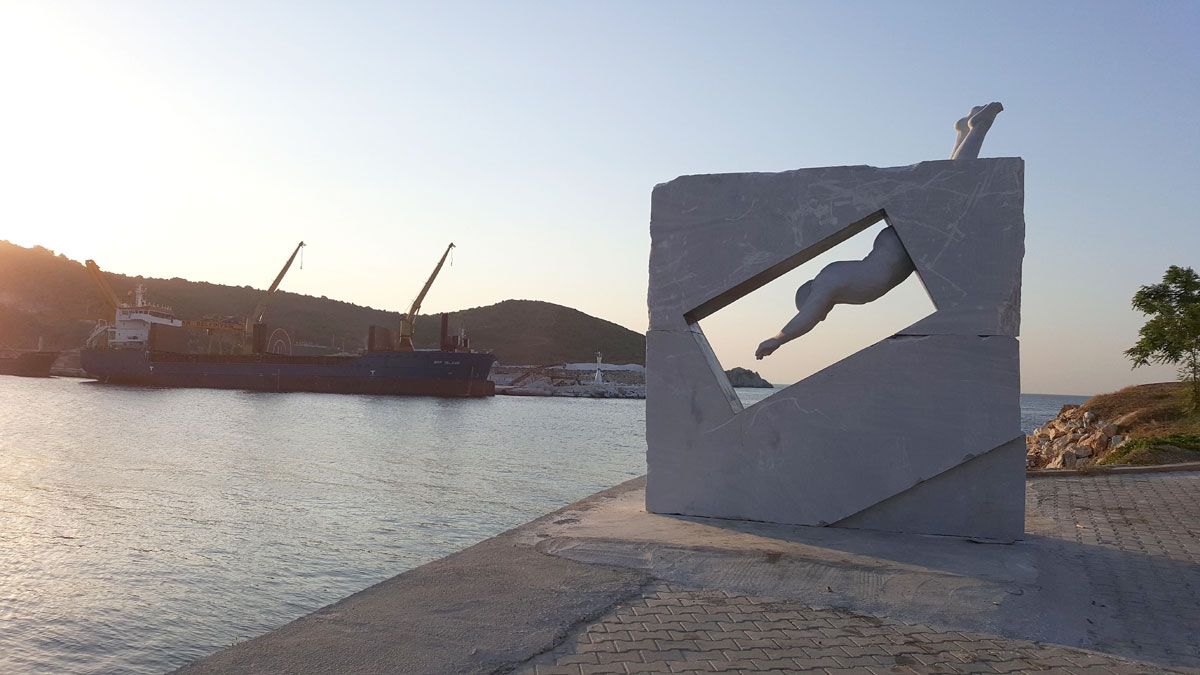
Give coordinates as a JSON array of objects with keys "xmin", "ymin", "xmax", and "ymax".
[{"xmin": 755, "ymin": 307, "xmax": 823, "ymax": 359}]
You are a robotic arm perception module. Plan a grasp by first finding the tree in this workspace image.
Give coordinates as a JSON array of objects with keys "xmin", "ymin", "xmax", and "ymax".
[{"xmin": 1125, "ymin": 265, "xmax": 1200, "ymax": 411}]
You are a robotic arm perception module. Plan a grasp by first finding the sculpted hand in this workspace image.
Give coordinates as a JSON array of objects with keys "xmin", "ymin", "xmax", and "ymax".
[{"xmin": 755, "ymin": 337, "xmax": 783, "ymax": 360}]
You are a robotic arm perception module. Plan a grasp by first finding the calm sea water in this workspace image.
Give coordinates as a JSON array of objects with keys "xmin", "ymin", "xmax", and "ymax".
[
  {"xmin": 1018, "ymin": 392, "xmax": 1090, "ymax": 434},
  {"xmin": 0, "ymin": 378, "xmax": 1082, "ymax": 674},
  {"xmin": 737, "ymin": 388, "xmax": 1086, "ymax": 435}
]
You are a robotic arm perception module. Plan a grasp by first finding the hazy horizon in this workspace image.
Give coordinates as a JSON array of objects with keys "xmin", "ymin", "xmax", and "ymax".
[
  {"xmin": 0, "ymin": 236, "xmax": 1119, "ymax": 397},
  {"xmin": 2, "ymin": 1, "xmax": 1196, "ymax": 394}
]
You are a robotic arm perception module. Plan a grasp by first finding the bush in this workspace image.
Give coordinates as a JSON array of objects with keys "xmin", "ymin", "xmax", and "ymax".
[{"xmin": 1100, "ymin": 434, "xmax": 1200, "ymax": 465}]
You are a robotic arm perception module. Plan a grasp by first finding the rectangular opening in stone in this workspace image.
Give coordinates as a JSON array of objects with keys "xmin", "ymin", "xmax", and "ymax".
[
  {"xmin": 682, "ymin": 210, "xmax": 886, "ymax": 325},
  {"xmin": 693, "ymin": 219, "xmax": 937, "ymax": 408}
]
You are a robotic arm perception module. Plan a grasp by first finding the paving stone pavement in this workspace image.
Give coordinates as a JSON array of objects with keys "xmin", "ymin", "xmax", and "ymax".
[
  {"xmin": 1027, "ymin": 473, "xmax": 1200, "ymax": 666},
  {"xmin": 517, "ymin": 584, "xmax": 1176, "ymax": 674},
  {"xmin": 517, "ymin": 472, "xmax": 1200, "ymax": 674}
]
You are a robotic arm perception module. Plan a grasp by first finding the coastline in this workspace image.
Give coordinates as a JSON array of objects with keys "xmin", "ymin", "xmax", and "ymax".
[
  {"xmin": 175, "ymin": 479, "xmax": 654, "ymax": 674},
  {"xmin": 178, "ymin": 472, "xmax": 1200, "ymax": 673}
]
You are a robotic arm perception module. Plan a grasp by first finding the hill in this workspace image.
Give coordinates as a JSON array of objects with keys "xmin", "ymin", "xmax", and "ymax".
[
  {"xmin": 1027, "ymin": 382, "xmax": 1200, "ymax": 468},
  {"xmin": 0, "ymin": 241, "xmax": 645, "ymax": 366}
]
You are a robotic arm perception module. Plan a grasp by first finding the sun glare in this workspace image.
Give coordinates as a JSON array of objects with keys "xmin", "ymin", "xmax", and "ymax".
[{"xmin": 0, "ymin": 4, "xmax": 212, "ymax": 259}]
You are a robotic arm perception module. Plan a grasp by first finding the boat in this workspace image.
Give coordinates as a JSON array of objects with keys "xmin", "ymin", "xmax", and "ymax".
[
  {"xmin": 81, "ymin": 348, "xmax": 495, "ymax": 396},
  {"xmin": 79, "ymin": 243, "xmax": 496, "ymax": 397},
  {"xmin": 0, "ymin": 350, "xmax": 60, "ymax": 377}
]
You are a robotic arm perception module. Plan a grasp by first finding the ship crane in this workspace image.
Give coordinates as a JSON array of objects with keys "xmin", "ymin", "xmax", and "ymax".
[
  {"xmin": 84, "ymin": 260, "xmax": 123, "ymax": 311},
  {"xmin": 246, "ymin": 241, "xmax": 306, "ymax": 337},
  {"xmin": 397, "ymin": 242, "xmax": 454, "ymax": 351}
]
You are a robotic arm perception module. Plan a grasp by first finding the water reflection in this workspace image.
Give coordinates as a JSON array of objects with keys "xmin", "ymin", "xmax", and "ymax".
[{"xmin": 0, "ymin": 378, "xmax": 645, "ymax": 674}]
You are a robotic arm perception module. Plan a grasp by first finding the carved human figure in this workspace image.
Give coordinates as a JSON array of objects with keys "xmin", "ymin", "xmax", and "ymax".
[{"xmin": 755, "ymin": 102, "xmax": 1004, "ymax": 360}]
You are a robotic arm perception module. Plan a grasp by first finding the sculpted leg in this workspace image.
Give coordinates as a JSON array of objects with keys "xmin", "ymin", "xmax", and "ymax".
[{"xmin": 951, "ymin": 106, "xmax": 982, "ymax": 158}]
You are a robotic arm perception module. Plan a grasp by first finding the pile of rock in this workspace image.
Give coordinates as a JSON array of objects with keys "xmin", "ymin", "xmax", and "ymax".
[{"xmin": 1026, "ymin": 405, "xmax": 1131, "ymax": 469}]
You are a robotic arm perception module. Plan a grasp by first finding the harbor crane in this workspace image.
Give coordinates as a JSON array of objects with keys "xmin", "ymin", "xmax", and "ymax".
[
  {"xmin": 396, "ymin": 242, "xmax": 454, "ymax": 351},
  {"xmin": 246, "ymin": 241, "xmax": 306, "ymax": 337},
  {"xmin": 84, "ymin": 260, "xmax": 123, "ymax": 311},
  {"xmin": 85, "ymin": 243, "xmax": 306, "ymax": 345}
]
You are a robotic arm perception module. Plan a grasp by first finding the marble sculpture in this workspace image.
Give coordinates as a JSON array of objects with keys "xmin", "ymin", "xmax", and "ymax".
[{"xmin": 645, "ymin": 102, "xmax": 1025, "ymax": 540}]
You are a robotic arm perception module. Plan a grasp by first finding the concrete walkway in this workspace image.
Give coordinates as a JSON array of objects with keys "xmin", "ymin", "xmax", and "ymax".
[{"xmin": 179, "ymin": 472, "xmax": 1200, "ymax": 674}]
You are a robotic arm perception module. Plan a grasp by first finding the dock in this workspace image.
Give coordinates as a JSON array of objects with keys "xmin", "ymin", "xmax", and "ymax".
[{"xmin": 179, "ymin": 470, "xmax": 1200, "ymax": 673}]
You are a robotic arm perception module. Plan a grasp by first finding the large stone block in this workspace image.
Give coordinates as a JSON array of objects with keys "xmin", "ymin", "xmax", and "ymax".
[
  {"xmin": 649, "ymin": 159, "xmax": 1024, "ymax": 337},
  {"xmin": 645, "ymin": 159, "xmax": 1025, "ymax": 540},
  {"xmin": 834, "ymin": 436, "xmax": 1026, "ymax": 540},
  {"xmin": 646, "ymin": 331, "xmax": 1021, "ymax": 534}
]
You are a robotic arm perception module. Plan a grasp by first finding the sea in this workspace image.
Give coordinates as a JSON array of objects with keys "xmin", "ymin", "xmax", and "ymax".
[{"xmin": 0, "ymin": 378, "xmax": 1086, "ymax": 674}]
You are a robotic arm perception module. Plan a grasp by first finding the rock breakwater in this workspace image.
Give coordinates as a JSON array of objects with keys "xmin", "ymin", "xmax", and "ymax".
[
  {"xmin": 1026, "ymin": 405, "xmax": 1128, "ymax": 469},
  {"xmin": 1027, "ymin": 382, "xmax": 1200, "ymax": 469}
]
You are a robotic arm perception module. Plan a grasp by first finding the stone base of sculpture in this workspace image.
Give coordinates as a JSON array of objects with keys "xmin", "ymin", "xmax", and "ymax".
[{"xmin": 646, "ymin": 158, "xmax": 1026, "ymax": 541}]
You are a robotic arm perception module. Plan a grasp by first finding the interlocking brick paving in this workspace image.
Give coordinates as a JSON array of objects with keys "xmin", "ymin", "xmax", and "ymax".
[
  {"xmin": 1027, "ymin": 473, "xmax": 1200, "ymax": 665},
  {"xmin": 520, "ymin": 472, "xmax": 1200, "ymax": 674},
  {"xmin": 1028, "ymin": 473, "xmax": 1200, "ymax": 565},
  {"xmin": 518, "ymin": 584, "xmax": 1173, "ymax": 674}
]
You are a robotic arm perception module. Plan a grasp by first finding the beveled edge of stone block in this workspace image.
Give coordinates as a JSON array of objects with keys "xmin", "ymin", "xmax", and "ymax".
[
  {"xmin": 646, "ymin": 331, "xmax": 1021, "ymax": 527},
  {"xmin": 832, "ymin": 435, "xmax": 1027, "ymax": 541}
]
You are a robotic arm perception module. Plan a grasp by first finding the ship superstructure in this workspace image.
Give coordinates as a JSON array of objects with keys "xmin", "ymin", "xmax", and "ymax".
[{"xmin": 83, "ymin": 270, "xmax": 184, "ymax": 351}]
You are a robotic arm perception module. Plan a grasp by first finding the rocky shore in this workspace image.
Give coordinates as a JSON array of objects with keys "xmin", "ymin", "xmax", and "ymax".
[
  {"xmin": 489, "ymin": 364, "xmax": 774, "ymax": 398},
  {"xmin": 1027, "ymin": 382, "xmax": 1200, "ymax": 469},
  {"xmin": 491, "ymin": 364, "xmax": 646, "ymax": 398},
  {"xmin": 497, "ymin": 382, "xmax": 645, "ymax": 398},
  {"xmin": 1026, "ymin": 404, "xmax": 1127, "ymax": 469}
]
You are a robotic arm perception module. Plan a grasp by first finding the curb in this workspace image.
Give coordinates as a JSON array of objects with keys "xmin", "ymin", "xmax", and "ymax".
[{"xmin": 1027, "ymin": 461, "xmax": 1200, "ymax": 478}]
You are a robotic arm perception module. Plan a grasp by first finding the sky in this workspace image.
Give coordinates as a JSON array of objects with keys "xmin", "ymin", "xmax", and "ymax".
[{"xmin": 1, "ymin": 1, "xmax": 1197, "ymax": 395}]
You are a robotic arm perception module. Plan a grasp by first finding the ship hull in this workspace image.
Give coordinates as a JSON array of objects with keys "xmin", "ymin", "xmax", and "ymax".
[
  {"xmin": 0, "ymin": 351, "xmax": 59, "ymax": 378},
  {"xmin": 81, "ymin": 349, "xmax": 496, "ymax": 397}
]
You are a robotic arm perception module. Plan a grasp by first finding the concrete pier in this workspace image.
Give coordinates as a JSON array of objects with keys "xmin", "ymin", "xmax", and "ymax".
[{"xmin": 179, "ymin": 471, "xmax": 1200, "ymax": 673}]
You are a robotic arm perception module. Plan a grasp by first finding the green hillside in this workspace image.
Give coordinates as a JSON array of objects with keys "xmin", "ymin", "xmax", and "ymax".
[{"xmin": 0, "ymin": 241, "xmax": 645, "ymax": 366}]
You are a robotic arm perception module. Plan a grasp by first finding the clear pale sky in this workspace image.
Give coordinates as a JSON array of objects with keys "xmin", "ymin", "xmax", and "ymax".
[{"xmin": 2, "ymin": 1, "xmax": 1197, "ymax": 395}]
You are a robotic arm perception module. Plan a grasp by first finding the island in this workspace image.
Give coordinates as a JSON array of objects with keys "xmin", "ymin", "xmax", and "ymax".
[{"xmin": 724, "ymin": 367, "xmax": 772, "ymax": 388}]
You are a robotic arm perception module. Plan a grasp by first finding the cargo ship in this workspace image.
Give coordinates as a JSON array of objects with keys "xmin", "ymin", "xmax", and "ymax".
[
  {"xmin": 81, "ymin": 347, "xmax": 495, "ymax": 396},
  {"xmin": 0, "ymin": 350, "xmax": 60, "ymax": 378},
  {"xmin": 80, "ymin": 242, "xmax": 496, "ymax": 397}
]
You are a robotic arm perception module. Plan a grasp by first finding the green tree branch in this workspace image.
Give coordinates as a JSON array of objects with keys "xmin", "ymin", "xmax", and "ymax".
[{"xmin": 1125, "ymin": 265, "xmax": 1200, "ymax": 411}]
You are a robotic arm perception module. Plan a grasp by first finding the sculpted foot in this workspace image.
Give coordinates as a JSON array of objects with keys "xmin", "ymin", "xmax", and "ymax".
[
  {"xmin": 951, "ymin": 101, "xmax": 1004, "ymax": 159},
  {"xmin": 967, "ymin": 101, "xmax": 1003, "ymax": 132}
]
